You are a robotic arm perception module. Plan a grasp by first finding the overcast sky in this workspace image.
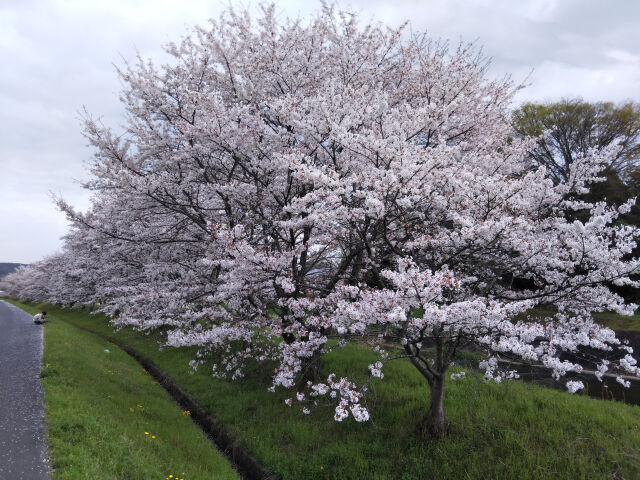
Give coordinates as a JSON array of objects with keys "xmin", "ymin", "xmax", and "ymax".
[{"xmin": 1, "ymin": 0, "xmax": 639, "ymax": 263}]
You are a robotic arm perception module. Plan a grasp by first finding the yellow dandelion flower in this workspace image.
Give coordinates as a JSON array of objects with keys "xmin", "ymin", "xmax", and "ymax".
[
  {"xmin": 144, "ymin": 432, "xmax": 149, "ymax": 435},
  {"xmin": 152, "ymin": 435, "xmax": 156, "ymax": 439}
]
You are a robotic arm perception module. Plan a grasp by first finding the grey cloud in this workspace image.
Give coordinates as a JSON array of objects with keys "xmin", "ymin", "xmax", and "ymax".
[{"xmin": 1, "ymin": 0, "xmax": 638, "ymax": 262}]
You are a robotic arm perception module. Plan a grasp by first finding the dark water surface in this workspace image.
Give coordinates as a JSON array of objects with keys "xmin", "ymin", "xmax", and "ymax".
[
  {"xmin": 505, "ymin": 330, "xmax": 640, "ymax": 406},
  {"xmin": 513, "ymin": 363, "xmax": 640, "ymax": 406},
  {"xmin": 450, "ymin": 330, "xmax": 640, "ymax": 406}
]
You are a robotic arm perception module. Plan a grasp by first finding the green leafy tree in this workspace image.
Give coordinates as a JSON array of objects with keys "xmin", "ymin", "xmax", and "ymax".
[
  {"xmin": 512, "ymin": 99, "xmax": 640, "ymax": 190},
  {"xmin": 513, "ymin": 99, "xmax": 640, "ymax": 303}
]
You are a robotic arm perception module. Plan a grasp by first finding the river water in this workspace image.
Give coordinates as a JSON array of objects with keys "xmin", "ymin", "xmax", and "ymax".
[
  {"xmin": 502, "ymin": 329, "xmax": 640, "ymax": 406},
  {"xmin": 513, "ymin": 363, "xmax": 640, "ymax": 406}
]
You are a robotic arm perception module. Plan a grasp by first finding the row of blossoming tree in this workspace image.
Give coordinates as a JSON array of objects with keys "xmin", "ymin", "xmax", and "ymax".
[{"xmin": 3, "ymin": 4, "xmax": 640, "ymax": 436}]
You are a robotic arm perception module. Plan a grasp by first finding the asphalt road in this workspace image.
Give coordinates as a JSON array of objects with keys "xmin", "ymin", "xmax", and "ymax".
[{"xmin": 0, "ymin": 300, "xmax": 49, "ymax": 478}]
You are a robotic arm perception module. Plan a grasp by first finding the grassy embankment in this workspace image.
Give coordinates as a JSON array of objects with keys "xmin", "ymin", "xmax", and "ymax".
[
  {"xmin": 10, "ymin": 301, "xmax": 239, "ymax": 480},
  {"xmin": 11, "ymin": 300, "xmax": 640, "ymax": 480},
  {"xmin": 593, "ymin": 312, "xmax": 640, "ymax": 332}
]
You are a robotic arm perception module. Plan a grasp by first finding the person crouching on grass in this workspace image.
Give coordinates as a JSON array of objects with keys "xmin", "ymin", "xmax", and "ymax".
[{"xmin": 33, "ymin": 311, "xmax": 47, "ymax": 324}]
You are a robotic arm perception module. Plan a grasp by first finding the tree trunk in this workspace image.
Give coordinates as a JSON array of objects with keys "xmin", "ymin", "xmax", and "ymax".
[
  {"xmin": 419, "ymin": 376, "xmax": 447, "ymax": 438},
  {"xmin": 404, "ymin": 336, "xmax": 450, "ymax": 438},
  {"xmin": 281, "ymin": 317, "xmax": 324, "ymax": 388},
  {"xmin": 298, "ymin": 349, "xmax": 323, "ymax": 388}
]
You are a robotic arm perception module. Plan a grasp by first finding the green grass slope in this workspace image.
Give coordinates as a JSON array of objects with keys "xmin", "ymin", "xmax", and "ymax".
[
  {"xmin": 594, "ymin": 312, "xmax": 640, "ymax": 332},
  {"xmin": 12, "ymin": 301, "xmax": 640, "ymax": 480},
  {"xmin": 11, "ymin": 301, "xmax": 239, "ymax": 480}
]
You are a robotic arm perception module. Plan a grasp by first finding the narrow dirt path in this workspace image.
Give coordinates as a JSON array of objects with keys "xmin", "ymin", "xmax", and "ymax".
[{"xmin": 0, "ymin": 300, "xmax": 49, "ymax": 478}]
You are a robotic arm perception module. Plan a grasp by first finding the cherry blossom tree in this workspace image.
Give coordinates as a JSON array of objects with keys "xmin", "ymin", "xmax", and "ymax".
[
  {"xmin": 62, "ymin": 3, "xmax": 516, "ymax": 389},
  {"xmin": 5, "ymin": 3, "xmax": 640, "ymax": 438}
]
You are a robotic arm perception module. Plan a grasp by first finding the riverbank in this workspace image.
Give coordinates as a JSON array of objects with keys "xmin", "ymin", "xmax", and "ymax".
[
  {"xmin": 10, "ymin": 300, "xmax": 640, "ymax": 480},
  {"xmin": 10, "ymin": 301, "xmax": 239, "ymax": 480}
]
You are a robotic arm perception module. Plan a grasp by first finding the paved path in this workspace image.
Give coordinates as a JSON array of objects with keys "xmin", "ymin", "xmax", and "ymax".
[{"xmin": 0, "ymin": 300, "xmax": 49, "ymax": 478}]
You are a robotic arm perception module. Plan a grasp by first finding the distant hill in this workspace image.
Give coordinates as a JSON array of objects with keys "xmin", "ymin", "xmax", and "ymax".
[{"xmin": 0, "ymin": 263, "xmax": 26, "ymax": 279}]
